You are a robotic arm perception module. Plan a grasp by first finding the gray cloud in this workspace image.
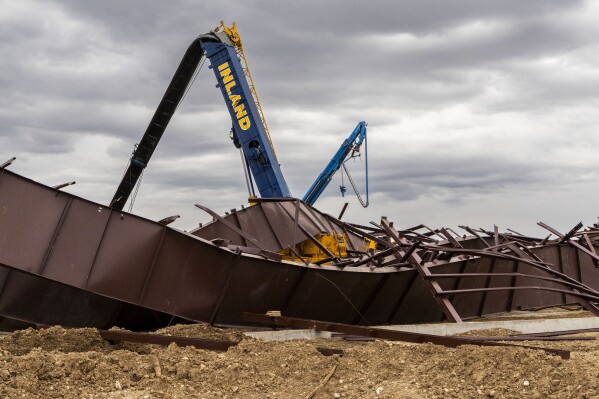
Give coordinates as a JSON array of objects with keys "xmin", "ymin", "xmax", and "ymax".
[{"xmin": 1, "ymin": 0, "xmax": 598, "ymax": 235}]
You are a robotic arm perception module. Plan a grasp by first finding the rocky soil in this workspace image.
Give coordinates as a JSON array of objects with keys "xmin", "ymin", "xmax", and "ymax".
[{"xmin": 1, "ymin": 323, "xmax": 598, "ymax": 398}]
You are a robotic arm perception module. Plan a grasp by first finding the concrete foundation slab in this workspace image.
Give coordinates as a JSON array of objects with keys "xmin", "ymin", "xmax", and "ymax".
[{"xmin": 244, "ymin": 316, "xmax": 599, "ymax": 341}]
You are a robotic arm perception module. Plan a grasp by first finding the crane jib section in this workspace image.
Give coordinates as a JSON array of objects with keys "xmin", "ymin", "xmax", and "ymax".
[{"xmin": 203, "ymin": 42, "xmax": 291, "ymax": 198}]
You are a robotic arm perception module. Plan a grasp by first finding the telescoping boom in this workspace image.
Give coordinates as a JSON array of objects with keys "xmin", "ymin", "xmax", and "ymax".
[
  {"xmin": 110, "ymin": 23, "xmax": 291, "ymax": 211},
  {"xmin": 302, "ymin": 121, "xmax": 368, "ymax": 207}
]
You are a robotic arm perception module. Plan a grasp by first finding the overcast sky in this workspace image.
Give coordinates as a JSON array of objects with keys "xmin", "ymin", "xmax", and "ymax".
[{"xmin": 1, "ymin": 0, "xmax": 598, "ymax": 236}]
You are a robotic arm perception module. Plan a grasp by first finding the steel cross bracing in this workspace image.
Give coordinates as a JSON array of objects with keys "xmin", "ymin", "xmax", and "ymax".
[{"xmin": 193, "ymin": 200, "xmax": 599, "ymax": 323}]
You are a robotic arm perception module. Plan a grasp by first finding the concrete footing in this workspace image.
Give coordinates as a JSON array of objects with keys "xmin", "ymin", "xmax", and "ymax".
[{"xmin": 244, "ymin": 316, "xmax": 599, "ymax": 341}]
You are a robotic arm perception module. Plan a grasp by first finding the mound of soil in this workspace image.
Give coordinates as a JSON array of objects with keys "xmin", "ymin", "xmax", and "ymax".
[{"xmin": 1, "ymin": 324, "xmax": 598, "ymax": 398}]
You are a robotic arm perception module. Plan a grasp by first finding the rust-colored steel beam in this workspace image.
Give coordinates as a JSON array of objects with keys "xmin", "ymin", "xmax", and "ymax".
[
  {"xmin": 470, "ymin": 336, "xmax": 595, "ymax": 342},
  {"xmin": 337, "ymin": 202, "xmax": 349, "ymax": 220},
  {"xmin": 195, "ymin": 204, "xmax": 268, "ymax": 250},
  {"xmin": 242, "ymin": 312, "xmax": 570, "ymax": 359},
  {"xmin": 539, "ymin": 222, "xmax": 599, "ymax": 263},
  {"xmin": 0, "ymin": 157, "xmax": 16, "ymax": 169},
  {"xmin": 99, "ymin": 329, "xmax": 237, "ymax": 351},
  {"xmin": 459, "ymin": 226, "xmax": 490, "ymax": 248},
  {"xmin": 559, "ymin": 222, "xmax": 584, "ymax": 243},
  {"xmin": 439, "ymin": 285, "xmax": 599, "ymax": 301},
  {"xmin": 247, "ymin": 197, "xmax": 299, "ymax": 203},
  {"xmin": 581, "ymin": 234, "xmax": 599, "ymax": 267},
  {"xmin": 380, "ymin": 217, "xmax": 463, "ymax": 323},
  {"xmin": 158, "ymin": 215, "xmax": 180, "ymax": 226},
  {"xmin": 430, "ymin": 273, "xmax": 599, "ymax": 297},
  {"xmin": 439, "ymin": 228, "xmax": 463, "ymax": 248},
  {"xmin": 336, "ymin": 333, "xmax": 593, "ymax": 342},
  {"xmin": 52, "ymin": 181, "xmax": 76, "ymax": 190},
  {"xmin": 99, "ymin": 328, "xmax": 342, "ymax": 356},
  {"xmin": 511, "ymin": 328, "xmax": 599, "ymax": 339}
]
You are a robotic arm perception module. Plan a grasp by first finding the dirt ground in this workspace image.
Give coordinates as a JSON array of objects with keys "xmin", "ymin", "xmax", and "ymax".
[{"xmin": 1, "ymin": 322, "xmax": 599, "ymax": 399}]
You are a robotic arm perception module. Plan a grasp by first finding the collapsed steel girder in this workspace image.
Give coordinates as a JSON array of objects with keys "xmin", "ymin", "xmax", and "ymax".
[
  {"xmin": 0, "ymin": 167, "xmax": 599, "ymax": 331},
  {"xmin": 192, "ymin": 196, "xmax": 599, "ymax": 323}
]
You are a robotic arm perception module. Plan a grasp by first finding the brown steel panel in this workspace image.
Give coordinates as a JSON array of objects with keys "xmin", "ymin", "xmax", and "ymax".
[
  {"xmin": 0, "ymin": 172, "xmax": 69, "ymax": 273},
  {"xmin": 557, "ymin": 245, "xmax": 590, "ymax": 306},
  {"xmin": 387, "ymin": 272, "xmax": 420, "ymax": 323},
  {"xmin": 193, "ymin": 220, "xmax": 245, "ymax": 245},
  {"xmin": 426, "ymin": 262, "xmax": 460, "ymax": 306},
  {"xmin": 193, "ymin": 203, "xmax": 298, "ymax": 251},
  {"xmin": 233, "ymin": 205, "xmax": 281, "ymax": 249},
  {"xmin": 579, "ymin": 249, "xmax": 599, "ymax": 288},
  {"xmin": 192, "ymin": 201, "xmax": 365, "ymax": 253},
  {"xmin": 229, "ymin": 211, "xmax": 249, "ymax": 246},
  {"xmin": 390, "ymin": 276, "xmax": 444, "ymax": 323},
  {"xmin": 542, "ymin": 245, "xmax": 567, "ymax": 304},
  {"xmin": 480, "ymin": 259, "xmax": 515, "ymax": 315},
  {"xmin": 0, "ymin": 265, "xmax": 178, "ymax": 331},
  {"xmin": 436, "ymin": 259, "xmax": 488, "ymax": 319},
  {"xmin": 213, "ymin": 257, "xmax": 306, "ymax": 326},
  {"xmin": 477, "ymin": 258, "xmax": 498, "ymax": 317},
  {"xmin": 361, "ymin": 271, "xmax": 415, "ymax": 324},
  {"xmin": 140, "ymin": 230, "xmax": 234, "ymax": 320},
  {"xmin": 560, "ymin": 245, "xmax": 582, "ymax": 281},
  {"xmin": 85, "ymin": 212, "xmax": 164, "ymax": 302},
  {"xmin": 512, "ymin": 263, "xmax": 564, "ymax": 310},
  {"xmin": 380, "ymin": 218, "xmax": 462, "ymax": 323},
  {"xmin": 0, "ymin": 267, "xmax": 10, "ymax": 296},
  {"xmin": 282, "ymin": 268, "xmax": 383, "ymax": 324},
  {"xmin": 208, "ymin": 252, "xmax": 241, "ymax": 324},
  {"xmin": 260, "ymin": 202, "xmax": 305, "ymax": 248},
  {"xmin": 301, "ymin": 205, "xmax": 332, "ymax": 233},
  {"xmin": 278, "ymin": 202, "xmax": 325, "ymax": 236},
  {"xmin": 303, "ymin": 205, "xmax": 344, "ymax": 236},
  {"xmin": 0, "ymin": 267, "xmax": 120, "ymax": 327},
  {"xmin": 0, "ymin": 315, "xmax": 35, "ymax": 331},
  {"xmin": 195, "ymin": 205, "xmax": 268, "ymax": 250},
  {"xmin": 353, "ymin": 272, "xmax": 398, "ymax": 324},
  {"xmin": 429, "ymin": 260, "xmax": 465, "ymax": 292},
  {"xmin": 42, "ymin": 199, "xmax": 111, "ymax": 287}
]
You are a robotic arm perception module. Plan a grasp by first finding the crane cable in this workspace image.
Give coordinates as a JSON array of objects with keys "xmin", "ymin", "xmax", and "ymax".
[
  {"xmin": 128, "ymin": 170, "xmax": 144, "ymax": 213},
  {"xmin": 174, "ymin": 55, "xmax": 206, "ymax": 114},
  {"xmin": 340, "ymin": 134, "xmax": 369, "ymax": 208},
  {"xmin": 214, "ymin": 21, "xmax": 279, "ymax": 161},
  {"xmin": 342, "ymin": 163, "xmax": 368, "ymax": 208}
]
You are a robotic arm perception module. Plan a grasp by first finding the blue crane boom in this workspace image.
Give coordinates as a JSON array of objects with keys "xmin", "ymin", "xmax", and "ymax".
[
  {"xmin": 203, "ymin": 41, "xmax": 291, "ymax": 199},
  {"xmin": 110, "ymin": 26, "xmax": 291, "ymax": 210},
  {"xmin": 302, "ymin": 121, "xmax": 368, "ymax": 206}
]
